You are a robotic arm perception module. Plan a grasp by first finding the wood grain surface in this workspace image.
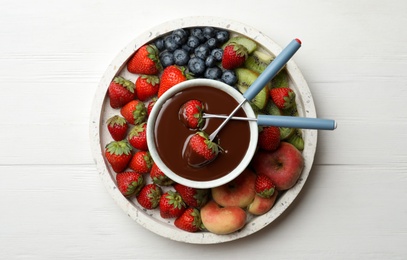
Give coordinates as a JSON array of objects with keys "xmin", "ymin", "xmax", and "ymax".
[{"xmin": 1, "ymin": 0, "xmax": 406, "ymax": 259}]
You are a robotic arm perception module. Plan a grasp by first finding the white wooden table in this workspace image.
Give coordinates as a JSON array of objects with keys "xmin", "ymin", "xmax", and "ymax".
[{"xmin": 1, "ymin": 0, "xmax": 406, "ymax": 259}]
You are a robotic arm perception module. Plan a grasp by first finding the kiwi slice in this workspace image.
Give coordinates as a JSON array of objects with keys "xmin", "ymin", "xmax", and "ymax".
[
  {"xmin": 223, "ymin": 36, "xmax": 257, "ymax": 54},
  {"xmin": 244, "ymin": 51, "xmax": 274, "ymax": 74},
  {"xmin": 280, "ymin": 127, "xmax": 296, "ymax": 140},
  {"xmin": 281, "ymin": 103, "xmax": 299, "ymax": 117},
  {"xmin": 264, "ymin": 101, "xmax": 295, "ymax": 139},
  {"xmin": 235, "ymin": 68, "xmax": 269, "ymax": 110},
  {"xmin": 271, "ymin": 69, "xmax": 289, "ymax": 89},
  {"xmin": 287, "ymin": 129, "xmax": 304, "ymax": 151},
  {"xmin": 265, "ymin": 101, "xmax": 281, "ymax": 116}
]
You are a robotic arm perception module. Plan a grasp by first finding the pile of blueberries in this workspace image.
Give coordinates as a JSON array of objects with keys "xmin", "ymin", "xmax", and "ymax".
[{"xmin": 154, "ymin": 27, "xmax": 237, "ymax": 86}]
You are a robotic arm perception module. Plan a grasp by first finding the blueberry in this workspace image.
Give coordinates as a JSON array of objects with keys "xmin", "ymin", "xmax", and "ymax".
[
  {"xmin": 188, "ymin": 57, "xmax": 206, "ymax": 76},
  {"xmin": 211, "ymin": 48, "xmax": 223, "ymax": 61},
  {"xmin": 154, "ymin": 37, "xmax": 165, "ymax": 51},
  {"xmin": 205, "ymin": 38, "xmax": 218, "ymax": 49},
  {"xmin": 215, "ymin": 30, "xmax": 230, "ymax": 44},
  {"xmin": 190, "ymin": 28, "xmax": 206, "ymax": 42},
  {"xmin": 159, "ymin": 51, "xmax": 174, "ymax": 68},
  {"xmin": 182, "ymin": 44, "xmax": 194, "ymax": 54},
  {"xmin": 186, "ymin": 35, "xmax": 200, "ymax": 49},
  {"xmin": 194, "ymin": 44, "xmax": 211, "ymax": 60},
  {"xmin": 221, "ymin": 70, "xmax": 238, "ymax": 86},
  {"xmin": 173, "ymin": 49, "xmax": 189, "ymax": 66},
  {"xmin": 205, "ymin": 55, "xmax": 216, "ymax": 68},
  {"xmin": 164, "ymin": 35, "xmax": 180, "ymax": 52},
  {"xmin": 203, "ymin": 27, "xmax": 216, "ymax": 40},
  {"xmin": 171, "ymin": 28, "xmax": 188, "ymax": 45},
  {"xmin": 204, "ymin": 66, "xmax": 223, "ymax": 80}
]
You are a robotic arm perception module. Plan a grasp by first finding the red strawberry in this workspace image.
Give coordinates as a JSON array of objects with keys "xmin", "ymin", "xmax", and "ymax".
[
  {"xmin": 105, "ymin": 140, "xmax": 132, "ymax": 173},
  {"xmin": 221, "ymin": 42, "xmax": 248, "ymax": 70},
  {"xmin": 108, "ymin": 76, "xmax": 136, "ymax": 109},
  {"xmin": 158, "ymin": 65, "xmax": 187, "ymax": 97},
  {"xmin": 184, "ymin": 131, "xmax": 219, "ymax": 168},
  {"xmin": 116, "ymin": 171, "xmax": 144, "ymax": 197},
  {"xmin": 128, "ymin": 123, "xmax": 148, "ymax": 151},
  {"xmin": 270, "ymin": 87, "xmax": 296, "ymax": 110},
  {"xmin": 136, "ymin": 183, "xmax": 162, "ymax": 209},
  {"xmin": 150, "ymin": 163, "xmax": 174, "ymax": 186},
  {"xmin": 174, "ymin": 183, "xmax": 209, "ymax": 208},
  {"xmin": 174, "ymin": 208, "xmax": 203, "ymax": 232},
  {"xmin": 120, "ymin": 100, "xmax": 147, "ymax": 125},
  {"xmin": 255, "ymin": 174, "xmax": 276, "ymax": 198},
  {"xmin": 127, "ymin": 44, "xmax": 162, "ymax": 75},
  {"xmin": 180, "ymin": 100, "xmax": 205, "ymax": 129},
  {"xmin": 106, "ymin": 115, "xmax": 128, "ymax": 141},
  {"xmin": 135, "ymin": 75, "xmax": 160, "ymax": 101},
  {"xmin": 159, "ymin": 190, "xmax": 187, "ymax": 219},
  {"xmin": 147, "ymin": 97, "xmax": 157, "ymax": 116},
  {"xmin": 129, "ymin": 151, "xmax": 153, "ymax": 174},
  {"xmin": 258, "ymin": 126, "xmax": 281, "ymax": 151}
]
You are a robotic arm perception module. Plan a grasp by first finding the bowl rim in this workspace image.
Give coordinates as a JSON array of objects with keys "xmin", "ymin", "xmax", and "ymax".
[{"xmin": 146, "ymin": 78, "xmax": 259, "ymax": 189}]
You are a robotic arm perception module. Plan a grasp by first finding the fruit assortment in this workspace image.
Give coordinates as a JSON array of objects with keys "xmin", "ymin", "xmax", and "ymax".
[{"xmin": 103, "ymin": 26, "xmax": 305, "ymax": 235}]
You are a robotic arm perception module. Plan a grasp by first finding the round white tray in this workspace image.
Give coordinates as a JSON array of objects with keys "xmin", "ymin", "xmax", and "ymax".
[{"xmin": 89, "ymin": 16, "xmax": 317, "ymax": 244}]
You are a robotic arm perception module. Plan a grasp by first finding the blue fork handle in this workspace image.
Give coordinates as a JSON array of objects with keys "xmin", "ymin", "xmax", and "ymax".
[
  {"xmin": 257, "ymin": 114, "xmax": 337, "ymax": 130},
  {"xmin": 243, "ymin": 39, "xmax": 302, "ymax": 101}
]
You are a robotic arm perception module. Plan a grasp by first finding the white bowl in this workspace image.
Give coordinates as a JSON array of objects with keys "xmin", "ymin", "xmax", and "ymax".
[
  {"xmin": 89, "ymin": 16, "xmax": 317, "ymax": 244},
  {"xmin": 147, "ymin": 78, "xmax": 259, "ymax": 189}
]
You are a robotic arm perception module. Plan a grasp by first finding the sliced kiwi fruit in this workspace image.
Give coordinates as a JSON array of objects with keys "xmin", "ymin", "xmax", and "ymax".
[
  {"xmin": 223, "ymin": 36, "xmax": 257, "ymax": 54},
  {"xmin": 287, "ymin": 129, "xmax": 304, "ymax": 151},
  {"xmin": 264, "ymin": 101, "xmax": 295, "ymax": 139},
  {"xmin": 235, "ymin": 68, "xmax": 269, "ymax": 110},
  {"xmin": 281, "ymin": 103, "xmax": 299, "ymax": 117},
  {"xmin": 280, "ymin": 127, "xmax": 296, "ymax": 140},
  {"xmin": 271, "ymin": 68, "xmax": 289, "ymax": 89},
  {"xmin": 244, "ymin": 50, "xmax": 274, "ymax": 74},
  {"xmin": 265, "ymin": 101, "xmax": 281, "ymax": 116}
]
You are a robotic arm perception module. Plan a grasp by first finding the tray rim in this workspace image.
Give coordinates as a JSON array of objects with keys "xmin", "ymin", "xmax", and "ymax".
[{"xmin": 89, "ymin": 16, "xmax": 317, "ymax": 244}]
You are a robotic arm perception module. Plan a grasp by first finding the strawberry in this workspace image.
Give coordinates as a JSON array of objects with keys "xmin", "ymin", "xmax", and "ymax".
[
  {"xmin": 270, "ymin": 87, "xmax": 296, "ymax": 110},
  {"xmin": 127, "ymin": 44, "xmax": 162, "ymax": 75},
  {"xmin": 135, "ymin": 75, "xmax": 160, "ymax": 101},
  {"xmin": 129, "ymin": 151, "xmax": 153, "ymax": 174},
  {"xmin": 116, "ymin": 171, "xmax": 144, "ymax": 197},
  {"xmin": 128, "ymin": 122, "xmax": 148, "ymax": 151},
  {"xmin": 105, "ymin": 140, "xmax": 132, "ymax": 173},
  {"xmin": 159, "ymin": 190, "xmax": 187, "ymax": 219},
  {"xmin": 185, "ymin": 131, "xmax": 219, "ymax": 167},
  {"xmin": 120, "ymin": 100, "xmax": 147, "ymax": 125},
  {"xmin": 221, "ymin": 42, "xmax": 248, "ymax": 70},
  {"xmin": 147, "ymin": 97, "xmax": 157, "ymax": 116},
  {"xmin": 258, "ymin": 126, "xmax": 281, "ymax": 151},
  {"xmin": 158, "ymin": 65, "xmax": 187, "ymax": 97},
  {"xmin": 106, "ymin": 115, "xmax": 128, "ymax": 141},
  {"xmin": 108, "ymin": 76, "xmax": 136, "ymax": 109},
  {"xmin": 174, "ymin": 208, "xmax": 203, "ymax": 232},
  {"xmin": 255, "ymin": 174, "xmax": 275, "ymax": 198},
  {"xmin": 173, "ymin": 183, "xmax": 209, "ymax": 208},
  {"xmin": 136, "ymin": 183, "xmax": 162, "ymax": 209},
  {"xmin": 180, "ymin": 99, "xmax": 205, "ymax": 129},
  {"xmin": 150, "ymin": 163, "xmax": 174, "ymax": 186}
]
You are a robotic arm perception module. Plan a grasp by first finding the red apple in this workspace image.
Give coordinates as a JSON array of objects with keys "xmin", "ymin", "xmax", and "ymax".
[
  {"xmin": 200, "ymin": 200, "xmax": 247, "ymax": 235},
  {"xmin": 252, "ymin": 142, "xmax": 304, "ymax": 190},
  {"xmin": 247, "ymin": 190, "xmax": 278, "ymax": 215},
  {"xmin": 211, "ymin": 168, "xmax": 256, "ymax": 208}
]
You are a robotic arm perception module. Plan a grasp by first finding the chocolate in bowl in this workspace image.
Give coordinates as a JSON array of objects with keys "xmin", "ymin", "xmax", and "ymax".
[{"xmin": 147, "ymin": 79, "xmax": 259, "ymax": 189}]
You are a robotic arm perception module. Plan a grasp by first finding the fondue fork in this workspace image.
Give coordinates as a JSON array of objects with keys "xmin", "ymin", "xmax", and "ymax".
[
  {"xmin": 208, "ymin": 39, "xmax": 302, "ymax": 141},
  {"xmin": 203, "ymin": 113, "xmax": 337, "ymax": 130}
]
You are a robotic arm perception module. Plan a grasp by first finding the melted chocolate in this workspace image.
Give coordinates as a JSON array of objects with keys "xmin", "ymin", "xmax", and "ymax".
[{"xmin": 154, "ymin": 86, "xmax": 251, "ymax": 181}]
